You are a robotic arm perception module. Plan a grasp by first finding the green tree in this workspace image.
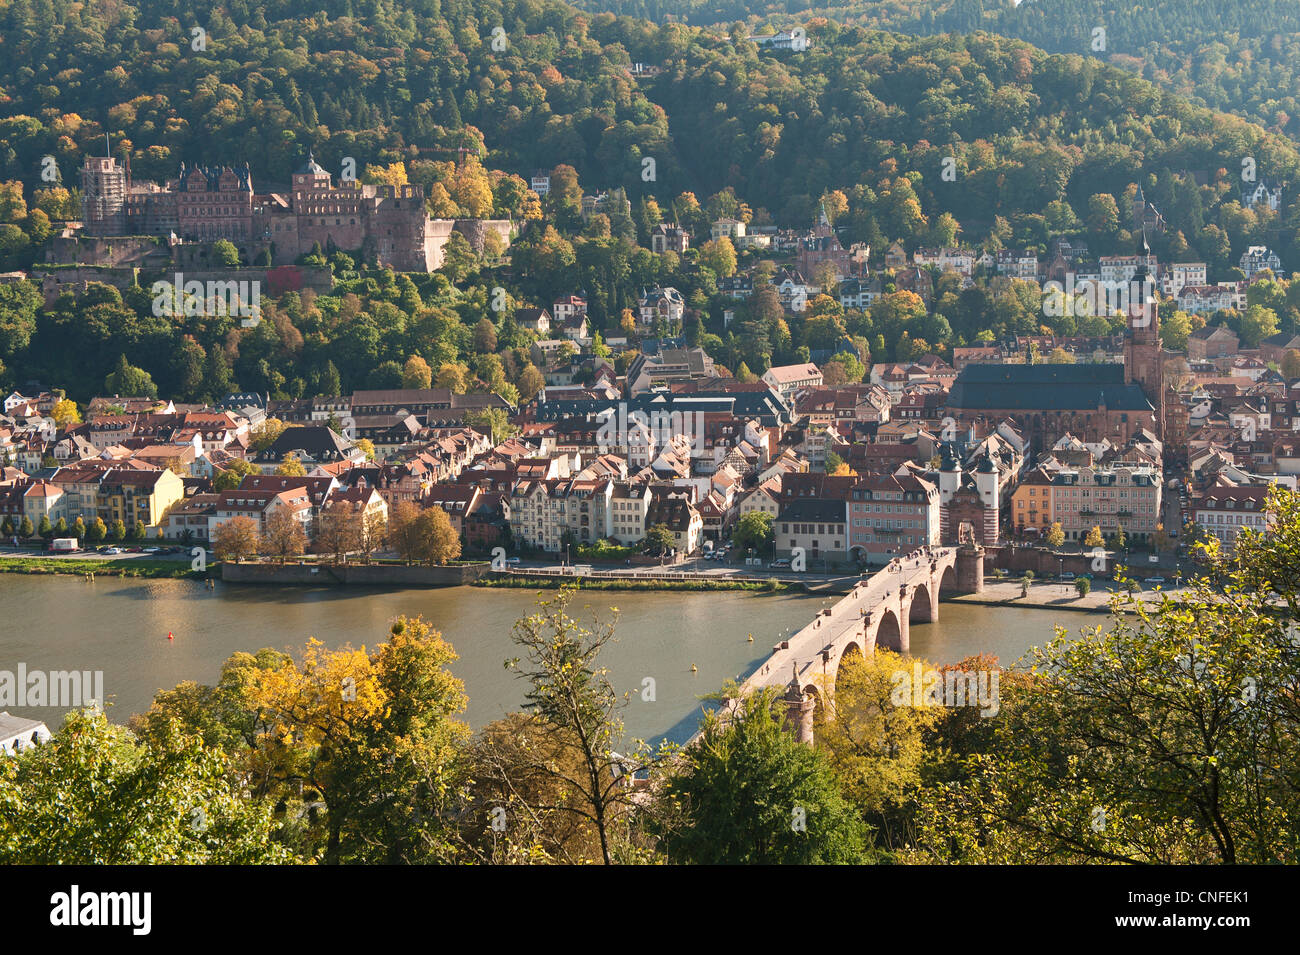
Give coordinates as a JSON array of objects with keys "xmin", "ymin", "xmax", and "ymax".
[
  {"xmin": 698, "ymin": 237, "xmax": 737, "ymax": 277},
  {"xmin": 463, "ymin": 407, "xmax": 515, "ymax": 444},
  {"xmin": 732, "ymin": 511, "xmax": 774, "ymax": 555},
  {"xmin": 477, "ymin": 588, "xmax": 664, "ymax": 864},
  {"xmin": 213, "ymin": 458, "xmax": 258, "ymax": 491},
  {"xmin": 816, "ymin": 650, "xmax": 942, "ymax": 824},
  {"xmin": 0, "ymin": 711, "xmax": 289, "ymax": 864},
  {"xmin": 643, "ymin": 523, "xmax": 675, "ymax": 556},
  {"xmin": 275, "ymin": 452, "xmax": 307, "ymax": 477},
  {"xmin": 1108, "ymin": 526, "xmax": 1127, "ymax": 551},
  {"xmin": 659, "ymin": 687, "xmax": 869, "ymax": 864},
  {"xmin": 104, "ymin": 354, "xmax": 157, "ymax": 398},
  {"xmin": 211, "ymin": 239, "xmax": 240, "ymax": 267},
  {"xmin": 516, "ymin": 363, "xmax": 545, "ymax": 400},
  {"xmin": 1160, "ymin": 310, "xmax": 1192, "ymax": 350},
  {"xmin": 917, "ymin": 496, "xmax": 1300, "ymax": 863},
  {"xmin": 474, "ymin": 317, "xmax": 498, "ymax": 354},
  {"xmin": 1281, "ymin": 350, "xmax": 1300, "ymax": 381},
  {"xmin": 1238, "ymin": 304, "xmax": 1279, "ymax": 348}
]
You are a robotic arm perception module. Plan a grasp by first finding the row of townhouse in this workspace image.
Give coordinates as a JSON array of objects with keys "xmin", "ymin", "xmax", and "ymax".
[
  {"xmin": 423, "ymin": 482, "xmax": 510, "ymax": 549},
  {"xmin": 1009, "ymin": 462, "xmax": 1163, "ymax": 541},
  {"xmin": 162, "ymin": 474, "xmax": 388, "ymax": 544},
  {"xmin": 80, "ymin": 410, "xmax": 246, "ymax": 454},
  {"xmin": 1177, "ymin": 283, "xmax": 1248, "ymax": 315},
  {"xmin": 0, "ymin": 463, "xmax": 186, "ymax": 535},
  {"xmin": 510, "ymin": 473, "xmax": 707, "ymax": 555},
  {"xmin": 795, "ymin": 385, "xmax": 892, "ymax": 429},
  {"xmin": 769, "ymin": 471, "xmax": 942, "ymax": 567},
  {"xmin": 1190, "ymin": 479, "xmax": 1273, "ymax": 551},
  {"xmin": 870, "ymin": 238, "xmax": 1277, "ymax": 297}
]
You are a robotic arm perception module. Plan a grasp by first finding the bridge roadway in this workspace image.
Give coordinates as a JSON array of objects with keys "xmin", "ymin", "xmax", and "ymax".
[{"xmin": 741, "ymin": 545, "xmax": 963, "ymax": 700}]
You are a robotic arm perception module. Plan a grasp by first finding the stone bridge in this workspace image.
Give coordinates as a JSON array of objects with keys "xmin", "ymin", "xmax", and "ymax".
[{"xmin": 739, "ymin": 544, "xmax": 985, "ymax": 730}]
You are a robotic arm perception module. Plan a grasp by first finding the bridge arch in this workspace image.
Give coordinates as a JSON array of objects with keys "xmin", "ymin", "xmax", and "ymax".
[
  {"xmin": 938, "ymin": 563, "xmax": 958, "ymax": 594},
  {"xmin": 872, "ymin": 608, "xmax": 904, "ymax": 652},
  {"xmin": 909, "ymin": 580, "xmax": 938, "ymax": 623},
  {"xmin": 836, "ymin": 641, "xmax": 865, "ymax": 683}
]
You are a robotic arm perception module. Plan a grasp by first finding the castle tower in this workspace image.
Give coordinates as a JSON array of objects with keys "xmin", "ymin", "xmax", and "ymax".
[
  {"xmin": 974, "ymin": 451, "xmax": 1001, "ymax": 544},
  {"xmin": 292, "ymin": 151, "xmax": 331, "ymax": 202},
  {"xmin": 81, "ymin": 156, "xmax": 127, "ymax": 235},
  {"xmin": 938, "ymin": 443, "xmax": 961, "ymax": 505},
  {"xmin": 974, "ymin": 452, "xmax": 999, "ymax": 511}
]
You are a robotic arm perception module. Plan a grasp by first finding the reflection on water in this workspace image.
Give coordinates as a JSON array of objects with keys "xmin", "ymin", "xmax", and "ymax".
[
  {"xmin": 907, "ymin": 602, "xmax": 1098, "ymax": 670},
  {"xmin": 0, "ymin": 577, "xmax": 1095, "ymax": 743}
]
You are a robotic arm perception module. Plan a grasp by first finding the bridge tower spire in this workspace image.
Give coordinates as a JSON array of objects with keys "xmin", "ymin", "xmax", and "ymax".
[{"xmin": 783, "ymin": 664, "xmax": 816, "ymax": 746}]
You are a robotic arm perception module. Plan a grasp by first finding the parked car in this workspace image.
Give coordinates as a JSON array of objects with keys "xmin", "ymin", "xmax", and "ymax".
[
  {"xmin": 1144, "ymin": 576, "xmax": 1166, "ymax": 587},
  {"xmin": 770, "ymin": 558, "xmax": 791, "ymax": 568},
  {"xmin": 1060, "ymin": 571, "xmax": 1076, "ymax": 581},
  {"xmin": 102, "ymin": 547, "xmax": 123, "ymax": 555},
  {"xmin": 505, "ymin": 556, "xmax": 521, "ymax": 565}
]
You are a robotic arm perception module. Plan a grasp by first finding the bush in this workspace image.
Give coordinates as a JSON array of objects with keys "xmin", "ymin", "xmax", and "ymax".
[{"xmin": 1075, "ymin": 577, "xmax": 1092, "ymax": 598}]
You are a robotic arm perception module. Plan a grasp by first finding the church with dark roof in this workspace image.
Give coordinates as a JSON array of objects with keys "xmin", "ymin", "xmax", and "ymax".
[{"xmin": 946, "ymin": 240, "xmax": 1164, "ymax": 451}]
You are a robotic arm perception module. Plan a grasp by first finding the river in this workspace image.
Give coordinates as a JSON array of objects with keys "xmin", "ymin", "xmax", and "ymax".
[{"xmin": 0, "ymin": 577, "xmax": 1091, "ymax": 743}]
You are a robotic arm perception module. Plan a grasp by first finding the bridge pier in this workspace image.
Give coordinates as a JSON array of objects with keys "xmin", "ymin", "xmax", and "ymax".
[
  {"xmin": 956, "ymin": 541, "xmax": 985, "ymax": 593},
  {"xmin": 897, "ymin": 585, "xmax": 911, "ymax": 654}
]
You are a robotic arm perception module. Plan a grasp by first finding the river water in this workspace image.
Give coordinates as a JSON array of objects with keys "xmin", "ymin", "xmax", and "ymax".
[{"xmin": 0, "ymin": 577, "xmax": 1092, "ymax": 743}]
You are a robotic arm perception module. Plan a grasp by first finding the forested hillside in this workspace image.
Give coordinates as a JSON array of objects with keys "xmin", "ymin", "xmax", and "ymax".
[
  {"xmin": 575, "ymin": 0, "xmax": 1300, "ymax": 142},
  {"xmin": 3, "ymin": 0, "xmax": 1298, "ymax": 246},
  {"xmin": 3, "ymin": 0, "xmax": 1300, "ymax": 402}
]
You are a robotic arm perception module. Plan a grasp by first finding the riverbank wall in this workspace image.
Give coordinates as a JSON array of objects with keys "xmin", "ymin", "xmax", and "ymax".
[
  {"xmin": 476, "ymin": 573, "xmax": 802, "ymax": 594},
  {"xmin": 220, "ymin": 562, "xmax": 490, "ymax": 587}
]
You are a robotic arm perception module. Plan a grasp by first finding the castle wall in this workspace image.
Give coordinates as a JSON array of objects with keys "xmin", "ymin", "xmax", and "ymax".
[{"xmin": 46, "ymin": 235, "xmax": 169, "ymax": 268}]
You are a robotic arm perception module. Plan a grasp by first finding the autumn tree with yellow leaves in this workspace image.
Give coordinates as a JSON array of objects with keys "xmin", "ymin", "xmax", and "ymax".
[{"xmin": 137, "ymin": 618, "xmax": 470, "ymax": 864}]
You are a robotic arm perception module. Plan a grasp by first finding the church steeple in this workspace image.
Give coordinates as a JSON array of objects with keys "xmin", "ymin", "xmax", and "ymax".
[{"xmin": 1124, "ymin": 227, "xmax": 1163, "ymax": 438}]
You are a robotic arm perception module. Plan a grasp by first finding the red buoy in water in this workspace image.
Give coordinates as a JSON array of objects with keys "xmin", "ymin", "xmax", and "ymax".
[{"xmin": 167, "ymin": 631, "xmax": 174, "ymax": 641}]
